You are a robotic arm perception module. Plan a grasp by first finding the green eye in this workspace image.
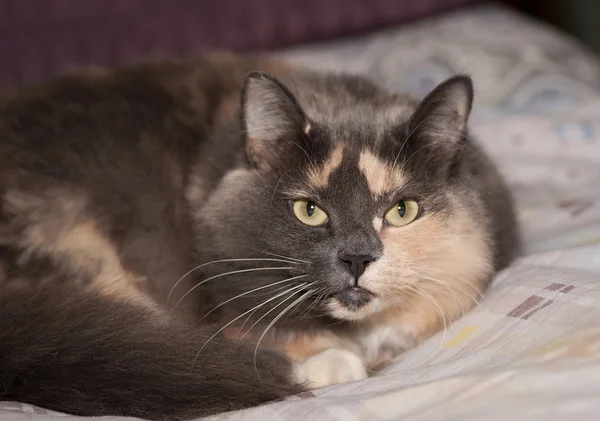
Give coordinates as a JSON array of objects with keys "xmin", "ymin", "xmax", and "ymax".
[
  {"xmin": 384, "ymin": 200, "xmax": 420, "ymax": 227},
  {"xmin": 293, "ymin": 199, "xmax": 328, "ymax": 226}
]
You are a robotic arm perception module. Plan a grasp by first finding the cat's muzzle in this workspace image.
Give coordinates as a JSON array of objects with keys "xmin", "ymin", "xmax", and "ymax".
[{"xmin": 334, "ymin": 286, "xmax": 374, "ymax": 310}]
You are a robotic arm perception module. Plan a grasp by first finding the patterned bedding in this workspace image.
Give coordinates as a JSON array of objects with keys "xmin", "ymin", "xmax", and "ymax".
[{"xmin": 3, "ymin": 4, "xmax": 600, "ymax": 421}]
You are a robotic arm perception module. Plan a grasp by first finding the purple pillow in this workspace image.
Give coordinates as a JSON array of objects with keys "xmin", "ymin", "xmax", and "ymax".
[{"xmin": 0, "ymin": 0, "xmax": 477, "ymax": 89}]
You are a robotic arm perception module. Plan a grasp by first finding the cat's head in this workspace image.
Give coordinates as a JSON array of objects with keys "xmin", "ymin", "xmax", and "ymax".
[{"xmin": 190, "ymin": 70, "xmax": 493, "ymax": 327}]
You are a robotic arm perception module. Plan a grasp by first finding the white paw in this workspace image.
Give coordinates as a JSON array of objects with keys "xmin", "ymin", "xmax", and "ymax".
[{"xmin": 293, "ymin": 348, "xmax": 368, "ymax": 389}]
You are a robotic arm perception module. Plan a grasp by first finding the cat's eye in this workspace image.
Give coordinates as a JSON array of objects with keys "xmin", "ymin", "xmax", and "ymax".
[
  {"xmin": 384, "ymin": 200, "xmax": 420, "ymax": 227},
  {"xmin": 292, "ymin": 199, "xmax": 328, "ymax": 226}
]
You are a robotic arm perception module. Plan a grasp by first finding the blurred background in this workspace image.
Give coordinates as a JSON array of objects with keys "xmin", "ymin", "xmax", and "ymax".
[
  {"xmin": 505, "ymin": 0, "xmax": 600, "ymax": 53},
  {"xmin": 2, "ymin": 0, "xmax": 600, "ymax": 125}
]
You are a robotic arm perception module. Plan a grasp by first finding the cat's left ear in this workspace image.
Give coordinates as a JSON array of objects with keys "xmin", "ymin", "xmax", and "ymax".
[
  {"xmin": 241, "ymin": 72, "xmax": 309, "ymax": 170},
  {"xmin": 407, "ymin": 75, "xmax": 473, "ymax": 152}
]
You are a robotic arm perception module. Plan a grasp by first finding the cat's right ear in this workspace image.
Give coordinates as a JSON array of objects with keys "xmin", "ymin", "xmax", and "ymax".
[
  {"xmin": 406, "ymin": 75, "xmax": 473, "ymax": 152},
  {"xmin": 241, "ymin": 72, "xmax": 309, "ymax": 170}
]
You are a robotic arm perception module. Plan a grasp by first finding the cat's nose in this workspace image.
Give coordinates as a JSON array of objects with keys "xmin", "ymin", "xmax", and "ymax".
[{"xmin": 337, "ymin": 252, "xmax": 377, "ymax": 280}]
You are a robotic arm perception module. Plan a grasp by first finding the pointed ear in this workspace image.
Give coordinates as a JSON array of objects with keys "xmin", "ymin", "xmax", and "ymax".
[
  {"xmin": 407, "ymin": 75, "xmax": 473, "ymax": 151},
  {"xmin": 241, "ymin": 72, "xmax": 308, "ymax": 170}
]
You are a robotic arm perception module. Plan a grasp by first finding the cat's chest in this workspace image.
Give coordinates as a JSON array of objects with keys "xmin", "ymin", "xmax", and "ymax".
[
  {"xmin": 257, "ymin": 319, "xmax": 420, "ymax": 371},
  {"xmin": 354, "ymin": 323, "xmax": 420, "ymax": 370}
]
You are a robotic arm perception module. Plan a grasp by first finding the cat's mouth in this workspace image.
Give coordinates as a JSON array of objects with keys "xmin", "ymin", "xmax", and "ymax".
[{"xmin": 333, "ymin": 286, "xmax": 375, "ymax": 311}]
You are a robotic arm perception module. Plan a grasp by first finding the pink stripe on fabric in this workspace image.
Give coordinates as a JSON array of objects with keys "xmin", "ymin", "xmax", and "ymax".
[{"xmin": 507, "ymin": 295, "xmax": 544, "ymax": 318}]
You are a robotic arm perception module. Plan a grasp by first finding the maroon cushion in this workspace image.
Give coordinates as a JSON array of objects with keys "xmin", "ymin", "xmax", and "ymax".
[{"xmin": 0, "ymin": 0, "xmax": 478, "ymax": 89}]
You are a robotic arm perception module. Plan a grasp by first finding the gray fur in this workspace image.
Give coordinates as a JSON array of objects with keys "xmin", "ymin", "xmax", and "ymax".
[{"xmin": 0, "ymin": 54, "xmax": 521, "ymax": 420}]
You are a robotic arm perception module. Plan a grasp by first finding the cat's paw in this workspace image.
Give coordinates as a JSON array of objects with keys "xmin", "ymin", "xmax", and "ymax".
[{"xmin": 293, "ymin": 348, "xmax": 368, "ymax": 389}]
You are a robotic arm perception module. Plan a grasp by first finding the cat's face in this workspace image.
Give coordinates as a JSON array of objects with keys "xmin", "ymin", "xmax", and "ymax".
[{"xmin": 190, "ymin": 71, "xmax": 492, "ymax": 326}]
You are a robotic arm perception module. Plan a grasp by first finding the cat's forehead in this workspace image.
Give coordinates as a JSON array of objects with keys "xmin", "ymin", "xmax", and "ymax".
[
  {"xmin": 293, "ymin": 120, "xmax": 416, "ymax": 200},
  {"xmin": 279, "ymin": 73, "xmax": 441, "ymax": 201},
  {"xmin": 305, "ymin": 102, "xmax": 415, "ymax": 132},
  {"xmin": 290, "ymin": 140, "xmax": 407, "ymax": 202},
  {"xmin": 286, "ymin": 72, "xmax": 418, "ymax": 131}
]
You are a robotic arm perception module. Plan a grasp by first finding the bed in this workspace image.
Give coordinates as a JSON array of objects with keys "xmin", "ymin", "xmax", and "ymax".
[{"xmin": 2, "ymin": 2, "xmax": 600, "ymax": 420}]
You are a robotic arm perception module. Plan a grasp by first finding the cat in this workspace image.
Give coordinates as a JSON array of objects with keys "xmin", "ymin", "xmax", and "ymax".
[{"xmin": 0, "ymin": 52, "xmax": 520, "ymax": 420}]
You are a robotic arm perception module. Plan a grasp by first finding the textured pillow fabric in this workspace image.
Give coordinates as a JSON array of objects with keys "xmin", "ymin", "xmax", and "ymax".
[{"xmin": 0, "ymin": 0, "xmax": 477, "ymax": 89}]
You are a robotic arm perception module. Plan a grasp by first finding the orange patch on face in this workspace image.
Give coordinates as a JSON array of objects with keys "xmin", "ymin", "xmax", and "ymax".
[
  {"xmin": 358, "ymin": 150, "xmax": 405, "ymax": 197},
  {"xmin": 305, "ymin": 143, "xmax": 345, "ymax": 190},
  {"xmin": 346, "ymin": 196, "xmax": 492, "ymax": 344}
]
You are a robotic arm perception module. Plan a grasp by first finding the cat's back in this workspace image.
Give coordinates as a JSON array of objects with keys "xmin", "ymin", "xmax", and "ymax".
[
  {"xmin": 0, "ymin": 53, "xmax": 291, "ymax": 187},
  {"xmin": 0, "ymin": 62, "xmax": 196, "ymax": 304},
  {"xmin": 0, "ymin": 58, "xmax": 211, "ymax": 187},
  {"xmin": 0, "ymin": 53, "xmax": 292, "ymax": 304}
]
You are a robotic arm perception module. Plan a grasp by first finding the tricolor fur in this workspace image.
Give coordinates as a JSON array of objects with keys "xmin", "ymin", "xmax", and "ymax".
[{"xmin": 0, "ymin": 53, "xmax": 520, "ymax": 420}]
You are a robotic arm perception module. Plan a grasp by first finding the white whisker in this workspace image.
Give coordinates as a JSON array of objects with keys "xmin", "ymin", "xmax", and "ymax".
[
  {"xmin": 411, "ymin": 269, "xmax": 486, "ymax": 309},
  {"xmin": 249, "ymin": 249, "xmax": 311, "ymax": 264},
  {"xmin": 166, "ymin": 258, "xmax": 303, "ymax": 304},
  {"xmin": 413, "ymin": 276, "xmax": 467, "ymax": 317},
  {"xmin": 298, "ymin": 288, "xmax": 327, "ymax": 319},
  {"xmin": 170, "ymin": 266, "xmax": 294, "ymax": 314},
  {"xmin": 270, "ymin": 168, "xmax": 301, "ymax": 205},
  {"xmin": 242, "ymin": 281, "xmax": 307, "ymax": 298},
  {"xmin": 399, "ymin": 143, "xmax": 434, "ymax": 173},
  {"xmin": 233, "ymin": 281, "xmax": 311, "ymax": 332},
  {"xmin": 403, "ymin": 284, "xmax": 448, "ymax": 351},
  {"xmin": 198, "ymin": 275, "xmax": 308, "ymax": 324},
  {"xmin": 252, "ymin": 289, "xmax": 315, "ymax": 374},
  {"xmin": 236, "ymin": 282, "xmax": 315, "ymax": 346},
  {"xmin": 192, "ymin": 283, "xmax": 309, "ymax": 365},
  {"xmin": 392, "ymin": 113, "xmax": 437, "ymax": 171},
  {"xmin": 411, "ymin": 266, "xmax": 488, "ymax": 302}
]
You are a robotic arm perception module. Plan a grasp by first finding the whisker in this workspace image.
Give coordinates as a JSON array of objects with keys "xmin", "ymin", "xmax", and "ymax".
[
  {"xmin": 234, "ymin": 279, "xmax": 312, "ymax": 335},
  {"xmin": 398, "ymin": 143, "xmax": 434, "ymax": 173},
  {"xmin": 392, "ymin": 113, "xmax": 437, "ymax": 171},
  {"xmin": 411, "ymin": 266, "xmax": 488, "ymax": 302},
  {"xmin": 270, "ymin": 168, "xmax": 301, "ymax": 206},
  {"xmin": 252, "ymin": 289, "xmax": 315, "ymax": 375},
  {"xmin": 298, "ymin": 288, "xmax": 327, "ymax": 319},
  {"xmin": 290, "ymin": 140, "xmax": 317, "ymax": 167},
  {"xmin": 192, "ymin": 283, "xmax": 309, "ymax": 365},
  {"xmin": 396, "ymin": 283, "xmax": 461, "ymax": 362},
  {"xmin": 249, "ymin": 249, "xmax": 311, "ymax": 264},
  {"xmin": 236, "ymin": 282, "xmax": 315, "ymax": 346},
  {"xmin": 196, "ymin": 275, "xmax": 308, "ymax": 324},
  {"xmin": 235, "ymin": 276, "xmax": 316, "ymax": 330},
  {"xmin": 403, "ymin": 284, "xmax": 448, "ymax": 351},
  {"xmin": 236, "ymin": 304, "xmax": 264, "ymax": 339},
  {"xmin": 284, "ymin": 283, "xmax": 325, "ymax": 321},
  {"xmin": 241, "ymin": 281, "xmax": 307, "ymax": 299},
  {"xmin": 413, "ymin": 282, "xmax": 466, "ymax": 319},
  {"xmin": 170, "ymin": 266, "xmax": 294, "ymax": 314},
  {"xmin": 412, "ymin": 275, "xmax": 467, "ymax": 317},
  {"xmin": 166, "ymin": 258, "xmax": 303, "ymax": 304},
  {"xmin": 411, "ymin": 268, "xmax": 487, "ymax": 306}
]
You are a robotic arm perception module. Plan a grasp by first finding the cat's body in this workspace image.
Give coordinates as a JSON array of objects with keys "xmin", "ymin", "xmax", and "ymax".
[{"xmin": 0, "ymin": 53, "xmax": 520, "ymax": 420}]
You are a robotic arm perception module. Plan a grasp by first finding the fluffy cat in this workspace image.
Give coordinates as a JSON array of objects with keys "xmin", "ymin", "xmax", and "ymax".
[{"xmin": 0, "ymin": 53, "xmax": 520, "ymax": 420}]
